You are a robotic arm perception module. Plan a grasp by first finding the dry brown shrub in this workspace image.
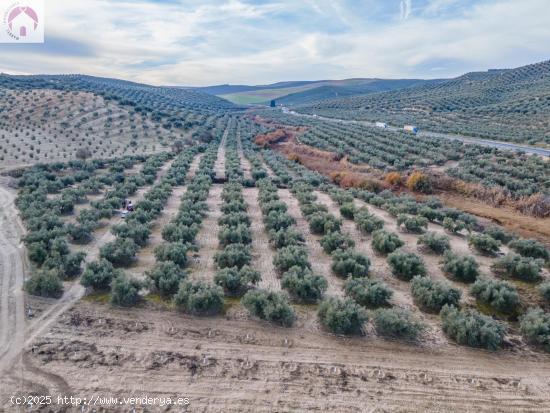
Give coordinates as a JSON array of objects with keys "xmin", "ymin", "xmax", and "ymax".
[
  {"xmin": 254, "ymin": 129, "xmax": 288, "ymax": 147},
  {"xmin": 288, "ymin": 153, "xmax": 301, "ymax": 163},
  {"xmin": 515, "ymin": 194, "xmax": 550, "ymax": 218},
  {"xmin": 330, "ymin": 171, "xmax": 383, "ymax": 191},
  {"xmin": 406, "ymin": 171, "xmax": 432, "ymax": 193},
  {"xmin": 385, "ymin": 172, "xmax": 402, "ymax": 186}
]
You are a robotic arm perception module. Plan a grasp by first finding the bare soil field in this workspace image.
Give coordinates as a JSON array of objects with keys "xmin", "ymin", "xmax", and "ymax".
[{"xmin": 2, "ymin": 300, "xmax": 550, "ymax": 412}]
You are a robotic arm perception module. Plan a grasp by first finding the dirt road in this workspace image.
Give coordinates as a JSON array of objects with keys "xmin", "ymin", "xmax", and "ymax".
[
  {"xmin": 9, "ymin": 300, "xmax": 550, "ymax": 412},
  {"xmin": 0, "ymin": 180, "xmax": 27, "ymax": 376}
]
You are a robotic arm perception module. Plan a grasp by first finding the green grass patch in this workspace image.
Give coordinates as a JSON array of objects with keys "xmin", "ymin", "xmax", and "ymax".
[{"xmin": 83, "ymin": 291, "xmax": 111, "ymax": 304}]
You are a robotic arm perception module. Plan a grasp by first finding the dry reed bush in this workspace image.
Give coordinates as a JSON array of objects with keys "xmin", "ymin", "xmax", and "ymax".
[
  {"xmin": 515, "ymin": 193, "xmax": 550, "ymax": 218},
  {"xmin": 429, "ymin": 172, "xmax": 549, "ymax": 218},
  {"xmin": 330, "ymin": 170, "xmax": 383, "ymax": 191},
  {"xmin": 254, "ymin": 129, "xmax": 289, "ymax": 147},
  {"xmin": 385, "ymin": 172, "xmax": 402, "ymax": 187}
]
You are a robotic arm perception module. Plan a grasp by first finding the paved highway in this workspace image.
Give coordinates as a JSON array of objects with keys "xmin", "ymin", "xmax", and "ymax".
[{"xmin": 283, "ymin": 109, "xmax": 550, "ymax": 157}]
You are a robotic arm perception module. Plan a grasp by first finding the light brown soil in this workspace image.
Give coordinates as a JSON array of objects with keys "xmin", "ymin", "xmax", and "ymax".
[
  {"xmin": 237, "ymin": 128, "xmax": 253, "ymax": 181},
  {"xmin": 189, "ymin": 185, "xmax": 222, "ymax": 283},
  {"xmin": 214, "ymin": 128, "xmax": 228, "ymax": 181},
  {"xmin": 438, "ymin": 192, "xmax": 550, "ymax": 245},
  {"xmin": 243, "ymin": 187, "xmax": 280, "ymax": 291},
  {"xmin": 3, "ymin": 300, "xmax": 550, "ymax": 412}
]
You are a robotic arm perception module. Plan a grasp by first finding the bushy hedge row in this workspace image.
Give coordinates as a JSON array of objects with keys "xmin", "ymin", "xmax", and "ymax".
[{"xmin": 213, "ymin": 153, "xmax": 259, "ymax": 295}]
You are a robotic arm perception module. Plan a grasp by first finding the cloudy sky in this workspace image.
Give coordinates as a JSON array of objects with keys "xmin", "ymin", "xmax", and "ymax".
[{"xmin": 0, "ymin": 0, "xmax": 549, "ymax": 86}]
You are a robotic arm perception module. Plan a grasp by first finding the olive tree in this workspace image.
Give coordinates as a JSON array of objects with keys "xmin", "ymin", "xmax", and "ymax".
[
  {"xmin": 440, "ymin": 305, "xmax": 505, "ymax": 351},
  {"xmin": 331, "ymin": 249, "xmax": 370, "ymax": 278},
  {"xmin": 442, "ymin": 252, "xmax": 479, "ymax": 283},
  {"xmin": 281, "ymin": 266, "xmax": 327, "ymax": 302},
  {"xmin": 519, "ymin": 308, "xmax": 550, "ymax": 352},
  {"xmin": 81, "ymin": 259, "xmax": 122, "ymax": 291},
  {"xmin": 173, "ymin": 281, "xmax": 224, "ymax": 315},
  {"xmin": 110, "ymin": 275, "xmax": 142, "ymax": 307},
  {"xmin": 146, "ymin": 261, "xmax": 186, "ymax": 297},
  {"xmin": 387, "ymin": 250, "xmax": 426, "ymax": 281},
  {"xmin": 410, "ymin": 276, "xmax": 461, "ymax": 313},
  {"xmin": 318, "ymin": 297, "xmax": 368, "ymax": 335},
  {"xmin": 242, "ymin": 289, "xmax": 295, "ymax": 327},
  {"xmin": 25, "ymin": 269, "xmax": 63, "ymax": 298},
  {"xmin": 470, "ymin": 277, "xmax": 520, "ymax": 314},
  {"xmin": 373, "ymin": 308, "xmax": 424, "ymax": 340},
  {"xmin": 344, "ymin": 277, "xmax": 393, "ymax": 308},
  {"xmin": 371, "ymin": 230, "xmax": 404, "ymax": 254}
]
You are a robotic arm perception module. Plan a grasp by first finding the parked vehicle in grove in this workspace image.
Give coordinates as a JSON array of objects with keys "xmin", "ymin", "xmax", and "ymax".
[{"xmin": 404, "ymin": 125, "xmax": 419, "ymax": 134}]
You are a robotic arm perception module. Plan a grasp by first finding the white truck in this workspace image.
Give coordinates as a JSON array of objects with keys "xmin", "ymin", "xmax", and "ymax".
[{"xmin": 375, "ymin": 122, "xmax": 387, "ymax": 128}]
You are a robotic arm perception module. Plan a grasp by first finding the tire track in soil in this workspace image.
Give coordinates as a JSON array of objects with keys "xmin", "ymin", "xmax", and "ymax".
[
  {"xmin": 189, "ymin": 184, "xmax": 223, "ymax": 283},
  {"xmin": 20, "ymin": 301, "xmax": 550, "ymax": 412},
  {"xmin": 237, "ymin": 126, "xmax": 253, "ymax": 180},
  {"xmin": 0, "ymin": 180, "xmax": 33, "ymax": 400},
  {"xmin": 190, "ymin": 132, "xmax": 227, "ymax": 283},
  {"xmin": 243, "ymin": 187, "xmax": 280, "ymax": 291}
]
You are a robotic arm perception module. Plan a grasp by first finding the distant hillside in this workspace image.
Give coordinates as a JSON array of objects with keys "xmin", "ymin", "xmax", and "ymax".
[
  {"xmin": 0, "ymin": 74, "xmax": 239, "ymax": 114},
  {"xmin": 214, "ymin": 78, "xmax": 431, "ymax": 105},
  {"xmin": 296, "ymin": 60, "xmax": 550, "ymax": 145},
  {"xmin": 0, "ymin": 74, "xmax": 235, "ymax": 168},
  {"xmin": 196, "ymin": 80, "xmax": 320, "ymax": 96},
  {"xmin": 271, "ymin": 79, "xmax": 437, "ymax": 106}
]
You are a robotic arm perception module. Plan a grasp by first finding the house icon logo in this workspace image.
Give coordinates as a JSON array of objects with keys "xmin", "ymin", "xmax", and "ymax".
[
  {"xmin": 1, "ymin": 0, "xmax": 44, "ymax": 43},
  {"xmin": 7, "ymin": 5, "xmax": 38, "ymax": 38}
]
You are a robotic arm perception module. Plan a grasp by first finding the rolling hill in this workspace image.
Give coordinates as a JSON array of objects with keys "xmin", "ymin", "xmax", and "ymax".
[
  {"xmin": 201, "ymin": 78, "xmax": 430, "ymax": 105},
  {"xmin": 295, "ymin": 60, "xmax": 550, "ymax": 145},
  {"xmin": 0, "ymin": 74, "xmax": 237, "ymax": 168}
]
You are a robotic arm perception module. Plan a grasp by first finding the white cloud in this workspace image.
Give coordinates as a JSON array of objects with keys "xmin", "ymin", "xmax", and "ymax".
[
  {"xmin": 400, "ymin": 0, "xmax": 412, "ymax": 20},
  {"xmin": 0, "ymin": 0, "xmax": 549, "ymax": 85}
]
